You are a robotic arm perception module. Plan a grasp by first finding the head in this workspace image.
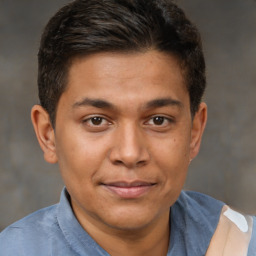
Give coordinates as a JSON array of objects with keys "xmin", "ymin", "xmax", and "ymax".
[
  {"xmin": 32, "ymin": 0, "xmax": 207, "ymax": 243},
  {"xmin": 38, "ymin": 0, "xmax": 206, "ymax": 126}
]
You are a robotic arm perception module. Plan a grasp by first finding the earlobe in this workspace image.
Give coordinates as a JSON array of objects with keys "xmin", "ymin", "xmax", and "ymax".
[
  {"xmin": 190, "ymin": 102, "xmax": 207, "ymax": 160},
  {"xmin": 31, "ymin": 105, "xmax": 58, "ymax": 164}
]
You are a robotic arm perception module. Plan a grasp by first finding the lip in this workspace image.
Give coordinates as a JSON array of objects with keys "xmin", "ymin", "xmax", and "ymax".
[{"xmin": 102, "ymin": 181, "xmax": 156, "ymax": 199}]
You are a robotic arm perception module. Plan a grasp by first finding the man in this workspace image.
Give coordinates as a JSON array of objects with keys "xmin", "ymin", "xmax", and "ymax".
[{"xmin": 0, "ymin": 0, "xmax": 255, "ymax": 255}]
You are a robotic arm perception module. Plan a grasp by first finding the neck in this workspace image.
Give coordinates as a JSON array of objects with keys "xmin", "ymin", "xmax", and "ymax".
[{"xmin": 77, "ymin": 210, "xmax": 171, "ymax": 256}]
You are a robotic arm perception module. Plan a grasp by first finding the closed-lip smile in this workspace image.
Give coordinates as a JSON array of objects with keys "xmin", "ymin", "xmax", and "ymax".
[{"xmin": 102, "ymin": 181, "xmax": 156, "ymax": 199}]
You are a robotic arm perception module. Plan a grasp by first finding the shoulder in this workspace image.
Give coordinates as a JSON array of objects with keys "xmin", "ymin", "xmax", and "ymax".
[
  {"xmin": 174, "ymin": 190, "xmax": 225, "ymax": 223},
  {"xmin": 174, "ymin": 191, "xmax": 256, "ymax": 255},
  {"xmin": 0, "ymin": 204, "xmax": 59, "ymax": 255},
  {"xmin": 206, "ymin": 206, "xmax": 256, "ymax": 256},
  {"xmin": 169, "ymin": 191, "xmax": 225, "ymax": 255},
  {"xmin": 1, "ymin": 204, "xmax": 58, "ymax": 234}
]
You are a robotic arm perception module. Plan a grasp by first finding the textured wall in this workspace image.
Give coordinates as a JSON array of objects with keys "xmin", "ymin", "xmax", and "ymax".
[{"xmin": 0, "ymin": 0, "xmax": 255, "ymax": 231}]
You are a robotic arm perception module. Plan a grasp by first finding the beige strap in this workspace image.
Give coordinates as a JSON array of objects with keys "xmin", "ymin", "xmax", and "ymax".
[{"xmin": 206, "ymin": 205, "xmax": 253, "ymax": 256}]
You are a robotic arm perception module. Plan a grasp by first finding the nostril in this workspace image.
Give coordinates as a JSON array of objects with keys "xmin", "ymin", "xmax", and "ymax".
[
  {"xmin": 136, "ymin": 160, "xmax": 147, "ymax": 167},
  {"xmin": 114, "ymin": 160, "xmax": 124, "ymax": 165}
]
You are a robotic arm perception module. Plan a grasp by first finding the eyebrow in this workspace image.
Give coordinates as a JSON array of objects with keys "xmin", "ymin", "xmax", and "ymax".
[
  {"xmin": 72, "ymin": 98, "xmax": 115, "ymax": 109},
  {"xmin": 144, "ymin": 98, "xmax": 183, "ymax": 110}
]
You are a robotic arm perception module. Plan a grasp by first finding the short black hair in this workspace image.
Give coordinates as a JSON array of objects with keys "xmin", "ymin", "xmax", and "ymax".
[{"xmin": 38, "ymin": 0, "xmax": 206, "ymax": 125}]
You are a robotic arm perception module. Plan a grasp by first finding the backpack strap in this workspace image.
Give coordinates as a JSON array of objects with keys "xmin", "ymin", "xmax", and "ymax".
[{"xmin": 206, "ymin": 205, "xmax": 253, "ymax": 256}]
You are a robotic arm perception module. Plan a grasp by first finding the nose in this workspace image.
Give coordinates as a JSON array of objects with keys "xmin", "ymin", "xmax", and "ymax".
[{"xmin": 109, "ymin": 122, "xmax": 150, "ymax": 169}]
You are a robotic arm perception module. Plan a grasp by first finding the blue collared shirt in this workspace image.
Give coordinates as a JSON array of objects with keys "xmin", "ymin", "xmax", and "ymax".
[{"xmin": 1, "ymin": 188, "xmax": 255, "ymax": 255}]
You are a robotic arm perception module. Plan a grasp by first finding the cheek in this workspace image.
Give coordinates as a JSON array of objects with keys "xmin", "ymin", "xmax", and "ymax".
[
  {"xmin": 151, "ymin": 134, "xmax": 190, "ymax": 191},
  {"xmin": 153, "ymin": 134, "xmax": 190, "ymax": 168},
  {"xmin": 55, "ymin": 129, "xmax": 106, "ymax": 181}
]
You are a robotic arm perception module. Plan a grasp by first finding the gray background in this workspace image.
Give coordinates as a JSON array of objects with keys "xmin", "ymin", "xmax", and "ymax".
[{"xmin": 0, "ymin": 0, "xmax": 255, "ymax": 231}]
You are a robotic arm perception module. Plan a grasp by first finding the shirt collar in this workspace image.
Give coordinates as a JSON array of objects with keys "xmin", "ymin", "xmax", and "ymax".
[{"xmin": 57, "ymin": 188, "xmax": 109, "ymax": 256}]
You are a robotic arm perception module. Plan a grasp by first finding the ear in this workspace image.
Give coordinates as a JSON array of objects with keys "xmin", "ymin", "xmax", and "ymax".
[
  {"xmin": 31, "ymin": 105, "xmax": 58, "ymax": 164},
  {"xmin": 189, "ymin": 102, "xmax": 207, "ymax": 160}
]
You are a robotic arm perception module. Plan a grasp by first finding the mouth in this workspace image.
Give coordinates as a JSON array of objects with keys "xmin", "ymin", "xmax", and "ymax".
[{"xmin": 102, "ymin": 181, "xmax": 156, "ymax": 199}]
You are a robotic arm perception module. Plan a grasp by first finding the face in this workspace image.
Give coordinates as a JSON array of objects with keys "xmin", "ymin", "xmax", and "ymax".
[{"xmin": 33, "ymin": 50, "xmax": 206, "ymax": 233}]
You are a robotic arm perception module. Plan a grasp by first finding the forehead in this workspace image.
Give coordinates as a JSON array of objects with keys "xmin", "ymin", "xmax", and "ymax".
[{"xmin": 62, "ymin": 50, "xmax": 188, "ymax": 109}]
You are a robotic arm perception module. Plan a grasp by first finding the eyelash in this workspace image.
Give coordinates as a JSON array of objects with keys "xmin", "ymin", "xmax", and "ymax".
[
  {"xmin": 82, "ymin": 116, "xmax": 110, "ymax": 127},
  {"xmin": 146, "ymin": 116, "xmax": 174, "ymax": 126}
]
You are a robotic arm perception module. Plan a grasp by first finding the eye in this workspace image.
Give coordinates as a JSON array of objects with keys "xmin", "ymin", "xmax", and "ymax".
[
  {"xmin": 89, "ymin": 116, "xmax": 105, "ymax": 126},
  {"xmin": 147, "ymin": 116, "xmax": 172, "ymax": 126},
  {"xmin": 151, "ymin": 116, "xmax": 165, "ymax": 125},
  {"xmin": 82, "ymin": 116, "xmax": 111, "ymax": 130},
  {"xmin": 144, "ymin": 115, "xmax": 174, "ymax": 132}
]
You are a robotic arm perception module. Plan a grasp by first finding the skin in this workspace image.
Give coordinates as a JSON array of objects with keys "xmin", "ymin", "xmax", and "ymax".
[{"xmin": 31, "ymin": 50, "xmax": 207, "ymax": 256}]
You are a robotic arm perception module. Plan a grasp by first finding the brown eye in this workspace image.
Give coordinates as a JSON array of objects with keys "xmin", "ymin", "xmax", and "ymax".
[
  {"xmin": 91, "ymin": 116, "xmax": 103, "ymax": 125},
  {"xmin": 145, "ymin": 116, "xmax": 173, "ymax": 129},
  {"xmin": 82, "ymin": 116, "xmax": 112, "ymax": 132},
  {"xmin": 83, "ymin": 116, "xmax": 110, "ymax": 128},
  {"xmin": 153, "ymin": 116, "xmax": 165, "ymax": 125}
]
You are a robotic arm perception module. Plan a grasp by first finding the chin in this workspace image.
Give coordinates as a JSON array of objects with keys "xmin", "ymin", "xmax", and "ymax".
[
  {"xmin": 105, "ymin": 218, "xmax": 152, "ymax": 231},
  {"xmin": 100, "ymin": 206, "xmax": 163, "ymax": 231}
]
